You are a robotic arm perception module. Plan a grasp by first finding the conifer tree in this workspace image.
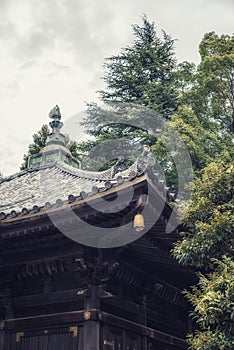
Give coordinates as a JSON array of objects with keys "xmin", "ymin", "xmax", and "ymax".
[
  {"xmin": 99, "ymin": 15, "xmax": 178, "ymax": 118},
  {"xmin": 79, "ymin": 16, "xmax": 179, "ymax": 171}
]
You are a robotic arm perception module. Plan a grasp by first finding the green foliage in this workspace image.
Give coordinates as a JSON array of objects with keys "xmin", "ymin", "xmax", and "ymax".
[
  {"xmin": 21, "ymin": 124, "xmax": 50, "ymax": 170},
  {"xmin": 173, "ymin": 161, "xmax": 234, "ymax": 268},
  {"xmin": 186, "ymin": 32, "xmax": 234, "ymax": 133},
  {"xmin": 159, "ymin": 33, "xmax": 234, "ymax": 193},
  {"xmin": 173, "ymin": 160, "xmax": 234, "ymax": 349},
  {"xmin": 163, "ymin": 34, "xmax": 234, "ymax": 350},
  {"xmin": 82, "ymin": 101, "xmax": 163, "ymax": 135},
  {"xmin": 188, "ymin": 330, "xmax": 233, "ymax": 350},
  {"xmin": 79, "ymin": 102, "xmax": 159, "ymax": 170},
  {"xmin": 99, "ymin": 15, "xmax": 178, "ymax": 118},
  {"xmin": 185, "ymin": 258, "xmax": 234, "ymax": 350},
  {"xmin": 176, "ymin": 61, "xmax": 196, "ymax": 97},
  {"xmin": 152, "ymin": 105, "xmax": 229, "ymax": 189},
  {"xmin": 27, "ymin": 124, "xmax": 50, "ymax": 155}
]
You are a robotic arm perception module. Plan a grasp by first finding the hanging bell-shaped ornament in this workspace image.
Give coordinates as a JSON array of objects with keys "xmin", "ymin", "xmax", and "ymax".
[{"xmin": 133, "ymin": 213, "xmax": 145, "ymax": 232}]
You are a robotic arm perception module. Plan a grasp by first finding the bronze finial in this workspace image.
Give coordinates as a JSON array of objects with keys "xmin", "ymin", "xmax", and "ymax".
[
  {"xmin": 49, "ymin": 105, "xmax": 61, "ymax": 120},
  {"xmin": 49, "ymin": 105, "xmax": 63, "ymax": 132}
]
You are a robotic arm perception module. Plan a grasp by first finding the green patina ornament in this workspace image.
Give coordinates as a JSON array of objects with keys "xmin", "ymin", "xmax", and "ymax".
[
  {"xmin": 49, "ymin": 105, "xmax": 63, "ymax": 132},
  {"xmin": 49, "ymin": 105, "xmax": 61, "ymax": 120},
  {"xmin": 28, "ymin": 104, "xmax": 80, "ymax": 169}
]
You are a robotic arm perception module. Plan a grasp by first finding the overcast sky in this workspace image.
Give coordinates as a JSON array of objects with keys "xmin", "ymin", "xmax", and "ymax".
[{"xmin": 0, "ymin": 0, "xmax": 233, "ymax": 176}]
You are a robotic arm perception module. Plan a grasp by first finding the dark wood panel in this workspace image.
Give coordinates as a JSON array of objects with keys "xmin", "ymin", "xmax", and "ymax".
[
  {"xmin": 102, "ymin": 324, "xmax": 123, "ymax": 350},
  {"xmin": 125, "ymin": 330, "xmax": 142, "ymax": 350},
  {"xmin": 12, "ymin": 326, "xmax": 79, "ymax": 350},
  {"xmin": 101, "ymin": 313, "xmax": 187, "ymax": 349}
]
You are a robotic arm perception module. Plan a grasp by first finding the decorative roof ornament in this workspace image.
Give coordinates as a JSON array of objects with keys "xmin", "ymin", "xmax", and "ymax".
[
  {"xmin": 26, "ymin": 105, "xmax": 80, "ymax": 170},
  {"xmin": 49, "ymin": 105, "xmax": 63, "ymax": 133}
]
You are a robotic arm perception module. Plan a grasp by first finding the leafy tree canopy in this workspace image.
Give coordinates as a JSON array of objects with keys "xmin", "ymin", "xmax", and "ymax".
[
  {"xmin": 173, "ymin": 160, "xmax": 234, "ymax": 268},
  {"xmin": 185, "ymin": 258, "xmax": 234, "ymax": 350},
  {"xmin": 184, "ymin": 32, "xmax": 234, "ymax": 133}
]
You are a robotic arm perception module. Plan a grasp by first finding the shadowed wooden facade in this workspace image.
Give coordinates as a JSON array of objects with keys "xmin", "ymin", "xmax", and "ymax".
[{"xmin": 0, "ymin": 108, "xmax": 194, "ymax": 350}]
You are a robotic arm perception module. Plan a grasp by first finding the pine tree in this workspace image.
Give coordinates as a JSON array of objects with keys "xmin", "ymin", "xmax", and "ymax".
[
  {"xmin": 21, "ymin": 125, "xmax": 50, "ymax": 170},
  {"xmin": 99, "ymin": 15, "xmax": 178, "ymax": 118},
  {"xmin": 79, "ymin": 16, "xmax": 179, "ymax": 170}
]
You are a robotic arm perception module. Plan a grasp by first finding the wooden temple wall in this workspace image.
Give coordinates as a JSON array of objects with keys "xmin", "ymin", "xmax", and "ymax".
[{"xmin": 0, "ymin": 310, "xmax": 187, "ymax": 350}]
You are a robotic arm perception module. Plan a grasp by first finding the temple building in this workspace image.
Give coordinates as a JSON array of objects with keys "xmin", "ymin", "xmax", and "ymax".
[{"xmin": 0, "ymin": 106, "xmax": 195, "ymax": 350}]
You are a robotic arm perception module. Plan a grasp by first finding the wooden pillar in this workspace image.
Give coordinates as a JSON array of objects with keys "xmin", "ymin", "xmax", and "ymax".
[
  {"xmin": 138, "ymin": 298, "xmax": 147, "ymax": 350},
  {"xmin": 0, "ymin": 331, "xmax": 4, "ymax": 350},
  {"xmin": 0, "ymin": 324, "xmax": 7, "ymax": 350},
  {"xmin": 83, "ymin": 285, "xmax": 101, "ymax": 350}
]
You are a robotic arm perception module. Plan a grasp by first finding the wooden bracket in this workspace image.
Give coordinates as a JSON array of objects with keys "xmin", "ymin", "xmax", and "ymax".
[
  {"xmin": 16, "ymin": 332, "xmax": 24, "ymax": 343},
  {"xmin": 103, "ymin": 339, "xmax": 114, "ymax": 349},
  {"xmin": 69, "ymin": 326, "xmax": 78, "ymax": 337}
]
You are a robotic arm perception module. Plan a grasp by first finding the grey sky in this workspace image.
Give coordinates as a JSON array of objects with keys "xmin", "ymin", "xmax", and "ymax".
[{"xmin": 0, "ymin": 0, "xmax": 233, "ymax": 175}]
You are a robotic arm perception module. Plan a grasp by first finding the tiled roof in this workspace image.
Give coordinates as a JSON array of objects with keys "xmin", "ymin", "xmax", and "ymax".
[{"xmin": 0, "ymin": 156, "xmax": 150, "ymax": 221}]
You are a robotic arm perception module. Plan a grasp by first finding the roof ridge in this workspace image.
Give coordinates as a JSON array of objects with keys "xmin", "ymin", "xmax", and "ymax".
[
  {"xmin": 1, "ymin": 145, "xmax": 155, "ymax": 185},
  {"xmin": 0, "ymin": 162, "xmax": 59, "ymax": 184},
  {"xmin": 55, "ymin": 161, "xmax": 115, "ymax": 180}
]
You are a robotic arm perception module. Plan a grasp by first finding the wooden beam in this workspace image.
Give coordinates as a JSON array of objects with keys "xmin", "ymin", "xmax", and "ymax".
[
  {"xmin": 12, "ymin": 289, "xmax": 84, "ymax": 308},
  {"xmin": 3, "ymin": 309, "xmax": 98, "ymax": 331},
  {"xmin": 0, "ymin": 242, "xmax": 83, "ymax": 267}
]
